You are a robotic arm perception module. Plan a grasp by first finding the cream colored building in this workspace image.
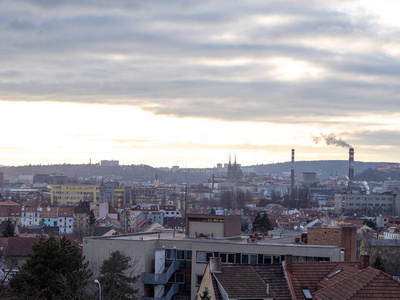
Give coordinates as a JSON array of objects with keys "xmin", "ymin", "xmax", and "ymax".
[
  {"xmin": 83, "ymin": 214, "xmax": 342, "ymax": 300},
  {"xmin": 334, "ymin": 191, "xmax": 400, "ymax": 215}
]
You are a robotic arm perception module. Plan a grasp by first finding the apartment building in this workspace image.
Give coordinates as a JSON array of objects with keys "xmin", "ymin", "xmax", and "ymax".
[
  {"xmin": 83, "ymin": 214, "xmax": 343, "ymax": 300},
  {"xmin": 51, "ymin": 184, "xmax": 101, "ymax": 206},
  {"xmin": 334, "ymin": 191, "xmax": 400, "ymax": 215}
]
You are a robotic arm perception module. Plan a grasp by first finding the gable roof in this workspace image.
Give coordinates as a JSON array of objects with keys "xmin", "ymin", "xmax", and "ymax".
[
  {"xmin": 289, "ymin": 261, "xmax": 362, "ymax": 299},
  {"xmin": 213, "ymin": 264, "xmax": 291, "ymax": 300},
  {"xmin": 314, "ymin": 267, "xmax": 400, "ymax": 299},
  {"xmin": 288, "ymin": 259, "xmax": 400, "ymax": 299}
]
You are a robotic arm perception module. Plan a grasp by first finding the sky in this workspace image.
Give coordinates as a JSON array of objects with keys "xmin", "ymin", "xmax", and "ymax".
[{"xmin": 1, "ymin": 0, "xmax": 400, "ymax": 168}]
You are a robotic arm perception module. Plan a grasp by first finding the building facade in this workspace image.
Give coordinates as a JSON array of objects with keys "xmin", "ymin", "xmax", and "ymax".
[
  {"xmin": 51, "ymin": 184, "xmax": 101, "ymax": 206},
  {"xmin": 83, "ymin": 215, "xmax": 342, "ymax": 299},
  {"xmin": 334, "ymin": 191, "xmax": 400, "ymax": 215}
]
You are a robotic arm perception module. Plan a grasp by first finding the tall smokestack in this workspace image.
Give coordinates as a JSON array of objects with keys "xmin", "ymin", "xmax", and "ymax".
[
  {"xmin": 349, "ymin": 148, "xmax": 354, "ymax": 181},
  {"xmin": 290, "ymin": 149, "xmax": 295, "ymax": 201}
]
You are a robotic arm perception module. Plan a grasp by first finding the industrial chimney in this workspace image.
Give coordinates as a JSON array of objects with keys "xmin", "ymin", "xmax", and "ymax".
[
  {"xmin": 349, "ymin": 148, "xmax": 354, "ymax": 181},
  {"xmin": 290, "ymin": 149, "xmax": 295, "ymax": 201}
]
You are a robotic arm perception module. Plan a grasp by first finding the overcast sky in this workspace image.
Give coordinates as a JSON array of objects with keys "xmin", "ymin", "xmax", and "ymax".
[{"xmin": 1, "ymin": 1, "xmax": 400, "ymax": 168}]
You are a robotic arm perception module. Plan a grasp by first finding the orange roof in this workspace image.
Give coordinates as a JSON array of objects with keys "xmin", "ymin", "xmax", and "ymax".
[
  {"xmin": 0, "ymin": 201, "xmax": 21, "ymax": 206},
  {"xmin": 315, "ymin": 267, "xmax": 400, "ymax": 299}
]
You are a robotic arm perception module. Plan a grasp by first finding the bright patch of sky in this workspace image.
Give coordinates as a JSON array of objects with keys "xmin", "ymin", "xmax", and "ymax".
[{"xmin": 1, "ymin": 1, "xmax": 400, "ymax": 167}]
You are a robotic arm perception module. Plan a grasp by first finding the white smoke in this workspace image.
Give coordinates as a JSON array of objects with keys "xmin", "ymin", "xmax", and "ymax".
[{"xmin": 311, "ymin": 133, "xmax": 352, "ymax": 148}]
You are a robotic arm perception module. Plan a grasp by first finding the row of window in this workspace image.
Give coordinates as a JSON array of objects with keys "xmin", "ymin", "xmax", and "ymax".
[
  {"xmin": 342, "ymin": 196, "xmax": 390, "ymax": 201},
  {"xmin": 55, "ymin": 186, "xmax": 98, "ymax": 190},
  {"xmin": 53, "ymin": 191, "xmax": 95, "ymax": 195},
  {"xmin": 347, "ymin": 203, "xmax": 392, "ymax": 207},
  {"xmin": 166, "ymin": 249, "xmax": 192, "ymax": 261},
  {"xmin": 196, "ymin": 251, "xmax": 281, "ymax": 265}
]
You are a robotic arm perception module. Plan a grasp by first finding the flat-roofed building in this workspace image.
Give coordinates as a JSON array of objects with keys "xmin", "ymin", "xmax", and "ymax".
[
  {"xmin": 51, "ymin": 184, "xmax": 101, "ymax": 206},
  {"xmin": 83, "ymin": 214, "xmax": 343, "ymax": 299},
  {"xmin": 334, "ymin": 191, "xmax": 400, "ymax": 215}
]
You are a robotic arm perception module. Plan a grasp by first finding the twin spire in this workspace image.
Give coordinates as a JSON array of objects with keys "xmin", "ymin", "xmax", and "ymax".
[{"xmin": 229, "ymin": 153, "xmax": 237, "ymax": 165}]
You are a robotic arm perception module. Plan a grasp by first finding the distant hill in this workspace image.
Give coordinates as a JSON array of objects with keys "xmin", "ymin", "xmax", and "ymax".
[
  {"xmin": 243, "ymin": 160, "xmax": 387, "ymax": 180},
  {"xmin": 0, "ymin": 160, "xmax": 389, "ymax": 183}
]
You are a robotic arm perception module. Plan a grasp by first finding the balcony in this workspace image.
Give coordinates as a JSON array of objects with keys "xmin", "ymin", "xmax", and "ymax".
[
  {"xmin": 141, "ymin": 260, "xmax": 179, "ymax": 285},
  {"xmin": 141, "ymin": 282, "xmax": 179, "ymax": 300}
]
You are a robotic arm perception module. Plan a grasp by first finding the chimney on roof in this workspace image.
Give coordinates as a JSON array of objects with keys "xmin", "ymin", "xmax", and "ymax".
[
  {"xmin": 210, "ymin": 257, "xmax": 222, "ymax": 273},
  {"xmin": 285, "ymin": 255, "xmax": 292, "ymax": 273},
  {"xmin": 360, "ymin": 254, "xmax": 370, "ymax": 269},
  {"xmin": 266, "ymin": 283, "xmax": 270, "ymax": 295}
]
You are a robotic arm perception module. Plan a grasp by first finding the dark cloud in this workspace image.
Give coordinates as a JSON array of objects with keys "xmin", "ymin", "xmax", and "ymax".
[{"xmin": 0, "ymin": 0, "xmax": 398, "ymax": 124}]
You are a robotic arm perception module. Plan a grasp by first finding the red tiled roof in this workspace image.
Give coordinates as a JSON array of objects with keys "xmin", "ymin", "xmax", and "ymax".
[
  {"xmin": 315, "ymin": 267, "xmax": 400, "ymax": 299},
  {"xmin": 0, "ymin": 201, "xmax": 21, "ymax": 206},
  {"xmin": 289, "ymin": 261, "xmax": 362, "ymax": 299},
  {"xmin": 58, "ymin": 207, "xmax": 73, "ymax": 217},
  {"xmin": 213, "ymin": 264, "xmax": 291, "ymax": 300},
  {"xmin": 108, "ymin": 204, "xmax": 118, "ymax": 214}
]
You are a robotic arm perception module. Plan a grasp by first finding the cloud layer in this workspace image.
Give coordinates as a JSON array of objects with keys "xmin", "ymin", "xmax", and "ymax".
[{"xmin": 1, "ymin": 0, "xmax": 399, "ymax": 124}]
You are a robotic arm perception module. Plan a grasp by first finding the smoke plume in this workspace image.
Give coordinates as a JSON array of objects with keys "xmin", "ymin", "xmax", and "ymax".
[{"xmin": 312, "ymin": 133, "xmax": 352, "ymax": 148}]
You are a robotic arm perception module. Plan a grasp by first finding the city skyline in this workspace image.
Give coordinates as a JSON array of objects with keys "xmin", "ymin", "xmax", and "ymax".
[{"xmin": 1, "ymin": 1, "xmax": 400, "ymax": 167}]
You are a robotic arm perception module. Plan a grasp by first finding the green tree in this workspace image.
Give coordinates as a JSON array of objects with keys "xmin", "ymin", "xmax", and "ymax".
[
  {"xmin": 8, "ymin": 236, "xmax": 93, "ymax": 299},
  {"xmin": 253, "ymin": 212, "xmax": 273, "ymax": 233},
  {"xmin": 363, "ymin": 219, "xmax": 376, "ymax": 230},
  {"xmin": 2, "ymin": 218, "xmax": 15, "ymax": 237},
  {"xmin": 98, "ymin": 250, "xmax": 139, "ymax": 300},
  {"xmin": 89, "ymin": 210, "xmax": 96, "ymax": 226},
  {"xmin": 372, "ymin": 256, "xmax": 386, "ymax": 272},
  {"xmin": 199, "ymin": 287, "xmax": 211, "ymax": 300}
]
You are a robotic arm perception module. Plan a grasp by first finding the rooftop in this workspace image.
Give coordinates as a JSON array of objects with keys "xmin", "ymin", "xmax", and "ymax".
[{"xmin": 87, "ymin": 230, "xmax": 340, "ymax": 249}]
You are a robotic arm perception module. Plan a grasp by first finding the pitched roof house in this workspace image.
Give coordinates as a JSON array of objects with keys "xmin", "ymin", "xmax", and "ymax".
[{"xmin": 198, "ymin": 255, "xmax": 400, "ymax": 299}]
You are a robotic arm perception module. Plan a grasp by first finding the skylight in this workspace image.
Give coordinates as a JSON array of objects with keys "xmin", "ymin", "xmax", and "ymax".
[
  {"xmin": 302, "ymin": 288, "xmax": 312, "ymax": 300},
  {"xmin": 326, "ymin": 268, "xmax": 343, "ymax": 279}
]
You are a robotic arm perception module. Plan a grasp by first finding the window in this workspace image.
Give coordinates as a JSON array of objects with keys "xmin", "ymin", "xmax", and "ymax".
[
  {"xmin": 196, "ymin": 251, "xmax": 207, "ymax": 263},
  {"xmin": 175, "ymin": 273, "xmax": 185, "ymax": 283},
  {"xmin": 196, "ymin": 275, "xmax": 203, "ymax": 286},
  {"xmin": 227, "ymin": 253, "xmax": 235, "ymax": 264},
  {"xmin": 273, "ymin": 255, "xmax": 281, "ymax": 264},
  {"xmin": 206, "ymin": 252, "xmax": 214, "ymax": 262},
  {"xmin": 177, "ymin": 250, "xmax": 185, "ymax": 260},
  {"xmin": 242, "ymin": 254, "xmax": 249, "ymax": 264},
  {"xmin": 263, "ymin": 255, "xmax": 272, "ymax": 264},
  {"xmin": 250, "ymin": 254, "xmax": 258, "ymax": 264},
  {"xmin": 166, "ymin": 249, "xmax": 175, "ymax": 260}
]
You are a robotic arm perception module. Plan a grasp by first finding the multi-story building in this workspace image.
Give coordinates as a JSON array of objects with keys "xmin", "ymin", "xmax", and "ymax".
[
  {"xmin": 159, "ymin": 205, "xmax": 182, "ymax": 218},
  {"xmin": 51, "ymin": 184, "xmax": 101, "ymax": 206},
  {"xmin": 74, "ymin": 201, "xmax": 91, "ymax": 235},
  {"xmin": 84, "ymin": 214, "xmax": 344, "ymax": 299},
  {"xmin": 384, "ymin": 227, "xmax": 400, "ymax": 240},
  {"xmin": 131, "ymin": 187, "xmax": 159, "ymax": 204},
  {"xmin": 334, "ymin": 191, "xmax": 400, "ymax": 215},
  {"xmin": 21, "ymin": 206, "xmax": 41, "ymax": 227},
  {"xmin": 0, "ymin": 202, "xmax": 21, "ymax": 225},
  {"xmin": 57, "ymin": 207, "xmax": 74, "ymax": 234},
  {"xmin": 39, "ymin": 206, "xmax": 58, "ymax": 227}
]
